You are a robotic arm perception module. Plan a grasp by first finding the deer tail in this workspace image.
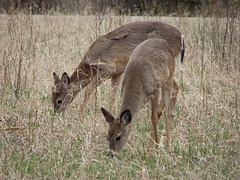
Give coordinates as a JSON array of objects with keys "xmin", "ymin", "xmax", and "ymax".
[{"xmin": 177, "ymin": 35, "xmax": 185, "ymax": 71}]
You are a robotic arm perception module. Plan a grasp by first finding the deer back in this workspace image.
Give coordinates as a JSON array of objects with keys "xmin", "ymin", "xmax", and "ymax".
[{"xmin": 79, "ymin": 21, "xmax": 182, "ymax": 76}]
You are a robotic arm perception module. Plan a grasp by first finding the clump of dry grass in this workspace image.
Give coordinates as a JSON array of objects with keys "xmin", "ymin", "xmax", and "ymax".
[{"xmin": 0, "ymin": 13, "xmax": 239, "ymax": 179}]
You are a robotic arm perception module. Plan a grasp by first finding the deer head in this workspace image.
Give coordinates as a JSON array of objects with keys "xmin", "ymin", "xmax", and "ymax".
[
  {"xmin": 101, "ymin": 108, "xmax": 132, "ymax": 152},
  {"xmin": 52, "ymin": 72, "xmax": 73, "ymax": 113}
]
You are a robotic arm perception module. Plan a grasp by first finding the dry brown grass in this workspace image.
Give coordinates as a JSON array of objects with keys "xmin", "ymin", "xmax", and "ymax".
[{"xmin": 0, "ymin": 13, "xmax": 239, "ymax": 179}]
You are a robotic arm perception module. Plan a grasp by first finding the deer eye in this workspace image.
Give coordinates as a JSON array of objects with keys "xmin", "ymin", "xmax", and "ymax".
[
  {"xmin": 57, "ymin": 100, "xmax": 62, "ymax": 104},
  {"xmin": 115, "ymin": 136, "xmax": 121, "ymax": 141}
]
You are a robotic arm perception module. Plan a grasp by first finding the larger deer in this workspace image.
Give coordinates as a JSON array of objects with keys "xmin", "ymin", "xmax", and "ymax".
[
  {"xmin": 101, "ymin": 39, "xmax": 175, "ymax": 152},
  {"xmin": 52, "ymin": 21, "xmax": 184, "ymax": 117}
]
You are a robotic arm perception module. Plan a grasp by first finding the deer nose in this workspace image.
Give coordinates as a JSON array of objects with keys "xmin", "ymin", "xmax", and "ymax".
[{"xmin": 57, "ymin": 99, "xmax": 62, "ymax": 104}]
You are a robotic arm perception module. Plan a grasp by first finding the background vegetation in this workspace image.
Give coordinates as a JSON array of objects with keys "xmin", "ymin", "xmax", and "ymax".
[
  {"xmin": 0, "ymin": 1, "xmax": 239, "ymax": 179},
  {"xmin": 1, "ymin": 0, "xmax": 240, "ymax": 17}
]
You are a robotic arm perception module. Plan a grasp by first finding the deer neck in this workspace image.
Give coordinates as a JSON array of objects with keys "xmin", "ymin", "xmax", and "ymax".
[
  {"xmin": 69, "ymin": 68, "xmax": 91, "ymax": 97},
  {"xmin": 119, "ymin": 85, "xmax": 144, "ymax": 124}
]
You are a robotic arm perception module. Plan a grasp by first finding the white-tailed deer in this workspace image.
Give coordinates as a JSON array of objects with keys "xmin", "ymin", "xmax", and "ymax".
[
  {"xmin": 101, "ymin": 39, "xmax": 175, "ymax": 152},
  {"xmin": 52, "ymin": 21, "xmax": 184, "ymax": 116}
]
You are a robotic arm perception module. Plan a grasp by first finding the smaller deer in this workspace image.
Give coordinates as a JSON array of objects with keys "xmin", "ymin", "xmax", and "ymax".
[{"xmin": 101, "ymin": 39, "xmax": 175, "ymax": 152}]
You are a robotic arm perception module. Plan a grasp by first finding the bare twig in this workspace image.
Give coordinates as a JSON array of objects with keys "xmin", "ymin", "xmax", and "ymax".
[
  {"xmin": 234, "ymin": 93, "xmax": 239, "ymax": 136},
  {"xmin": 222, "ymin": 1, "xmax": 229, "ymax": 70},
  {"xmin": 1, "ymin": 126, "xmax": 27, "ymax": 131},
  {"xmin": 15, "ymin": 45, "xmax": 23, "ymax": 100}
]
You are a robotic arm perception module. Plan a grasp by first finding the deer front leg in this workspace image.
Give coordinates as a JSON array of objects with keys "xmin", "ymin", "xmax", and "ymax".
[
  {"xmin": 109, "ymin": 74, "xmax": 123, "ymax": 113},
  {"xmin": 157, "ymin": 96, "xmax": 165, "ymax": 120},
  {"xmin": 79, "ymin": 76, "xmax": 104, "ymax": 118},
  {"xmin": 148, "ymin": 90, "xmax": 160, "ymax": 150},
  {"xmin": 162, "ymin": 86, "xmax": 171, "ymax": 148},
  {"xmin": 170, "ymin": 79, "xmax": 179, "ymax": 117},
  {"xmin": 157, "ymin": 79, "xmax": 179, "ymax": 121},
  {"xmin": 79, "ymin": 86, "xmax": 91, "ymax": 118}
]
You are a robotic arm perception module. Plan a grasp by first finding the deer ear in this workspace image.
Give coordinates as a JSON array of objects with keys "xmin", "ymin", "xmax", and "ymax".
[
  {"xmin": 53, "ymin": 72, "xmax": 61, "ymax": 86},
  {"xmin": 61, "ymin": 72, "xmax": 70, "ymax": 89},
  {"xmin": 101, "ymin": 107, "xmax": 114, "ymax": 124},
  {"xmin": 120, "ymin": 109, "xmax": 131, "ymax": 125}
]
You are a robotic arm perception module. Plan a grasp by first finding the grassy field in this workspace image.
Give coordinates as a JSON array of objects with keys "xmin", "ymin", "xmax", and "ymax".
[{"xmin": 0, "ymin": 14, "xmax": 239, "ymax": 179}]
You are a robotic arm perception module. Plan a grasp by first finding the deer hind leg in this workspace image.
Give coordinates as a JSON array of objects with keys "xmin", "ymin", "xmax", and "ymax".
[
  {"xmin": 162, "ymin": 86, "xmax": 171, "ymax": 148},
  {"xmin": 109, "ymin": 74, "xmax": 123, "ymax": 113}
]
